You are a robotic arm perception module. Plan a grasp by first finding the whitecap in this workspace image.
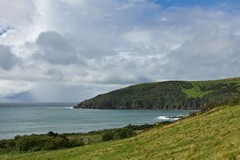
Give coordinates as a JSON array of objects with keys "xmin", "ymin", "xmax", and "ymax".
[
  {"xmin": 65, "ymin": 106, "xmax": 74, "ymax": 109},
  {"xmin": 156, "ymin": 116, "xmax": 180, "ymax": 121},
  {"xmin": 157, "ymin": 116, "xmax": 170, "ymax": 120}
]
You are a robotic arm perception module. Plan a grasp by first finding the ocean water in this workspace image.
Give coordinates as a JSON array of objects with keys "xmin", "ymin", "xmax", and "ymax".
[{"xmin": 0, "ymin": 103, "xmax": 198, "ymax": 139}]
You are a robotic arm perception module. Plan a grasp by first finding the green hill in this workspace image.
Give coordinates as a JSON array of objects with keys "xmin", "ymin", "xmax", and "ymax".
[
  {"xmin": 1, "ymin": 104, "xmax": 240, "ymax": 159},
  {"xmin": 74, "ymin": 77, "xmax": 240, "ymax": 109}
]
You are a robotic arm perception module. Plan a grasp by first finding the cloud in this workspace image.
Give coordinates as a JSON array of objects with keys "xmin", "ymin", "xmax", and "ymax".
[
  {"xmin": 0, "ymin": 0, "xmax": 239, "ymax": 102},
  {"xmin": 0, "ymin": 0, "xmax": 34, "ymax": 24},
  {"xmin": 166, "ymin": 35, "xmax": 240, "ymax": 79},
  {"xmin": 0, "ymin": 80, "xmax": 32, "ymax": 98},
  {"xmin": 0, "ymin": 44, "xmax": 17, "ymax": 70},
  {"xmin": 0, "ymin": 25, "xmax": 14, "ymax": 36},
  {"xmin": 35, "ymin": 31, "xmax": 79, "ymax": 65},
  {"xmin": 5, "ymin": 91, "xmax": 33, "ymax": 102}
]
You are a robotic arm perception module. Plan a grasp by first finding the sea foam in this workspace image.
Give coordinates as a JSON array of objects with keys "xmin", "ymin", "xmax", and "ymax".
[{"xmin": 156, "ymin": 116, "xmax": 180, "ymax": 121}]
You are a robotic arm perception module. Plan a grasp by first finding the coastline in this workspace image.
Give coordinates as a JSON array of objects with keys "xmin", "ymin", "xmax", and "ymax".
[{"xmin": 0, "ymin": 104, "xmax": 196, "ymax": 140}]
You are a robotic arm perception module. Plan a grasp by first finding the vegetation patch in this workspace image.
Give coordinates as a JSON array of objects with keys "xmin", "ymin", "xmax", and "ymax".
[
  {"xmin": 181, "ymin": 82, "xmax": 212, "ymax": 98},
  {"xmin": 102, "ymin": 128, "xmax": 136, "ymax": 141},
  {"xmin": 0, "ymin": 124, "xmax": 154, "ymax": 153}
]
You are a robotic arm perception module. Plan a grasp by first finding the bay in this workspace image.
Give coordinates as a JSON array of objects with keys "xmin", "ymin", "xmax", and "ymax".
[{"xmin": 0, "ymin": 103, "xmax": 197, "ymax": 139}]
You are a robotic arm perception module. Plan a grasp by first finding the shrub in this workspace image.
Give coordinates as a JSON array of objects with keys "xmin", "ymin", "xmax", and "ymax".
[
  {"xmin": 102, "ymin": 132, "xmax": 114, "ymax": 141},
  {"xmin": 47, "ymin": 131, "xmax": 58, "ymax": 137},
  {"xmin": 14, "ymin": 134, "xmax": 81, "ymax": 152},
  {"xmin": 16, "ymin": 136, "xmax": 40, "ymax": 151},
  {"xmin": 0, "ymin": 140, "xmax": 7, "ymax": 149},
  {"xmin": 102, "ymin": 128, "xmax": 136, "ymax": 142},
  {"xmin": 43, "ymin": 137, "xmax": 68, "ymax": 150},
  {"xmin": 5, "ymin": 140, "xmax": 16, "ymax": 149},
  {"xmin": 113, "ymin": 128, "xmax": 136, "ymax": 139}
]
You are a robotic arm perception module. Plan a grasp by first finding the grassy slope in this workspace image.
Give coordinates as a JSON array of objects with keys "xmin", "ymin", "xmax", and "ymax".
[
  {"xmin": 1, "ymin": 105, "xmax": 240, "ymax": 160},
  {"xmin": 182, "ymin": 78, "xmax": 240, "ymax": 98}
]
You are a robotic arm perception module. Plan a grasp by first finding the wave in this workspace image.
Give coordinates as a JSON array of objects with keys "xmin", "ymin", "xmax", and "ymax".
[
  {"xmin": 156, "ymin": 116, "xmax": 181, "ymax": 121},
  {"xmin": 46, "ymin": 106, "xmax": 74, "ymax": 110},
  {"xmin": 65, "ymin": 106, "xmax": 74, "ymax": 110}
]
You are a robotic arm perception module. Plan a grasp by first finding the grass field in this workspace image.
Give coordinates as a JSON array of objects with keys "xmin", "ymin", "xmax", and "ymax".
[
  {"xmin": 181, "ymin": 82, "xmax": 210, "ymax": 98},
  {"xmin": 1, "ymin": 104, "xmax": 240, "ymax": 160},
  {"xmin": 181, "ymin": 78, "xmax": 240, "ymax": 98}
]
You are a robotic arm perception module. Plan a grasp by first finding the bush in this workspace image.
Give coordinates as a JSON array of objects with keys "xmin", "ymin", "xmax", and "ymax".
[
  {"xmin": 43, "ymin": 137, "xmax": 68, "ymax": 150},
  {"xmin": 102, "ymin": 132, "xmax": 114, "ymax": 141},
  {"xmin": 102, "ymin": 128, "xmax": 136, "ymax": 142},
  {"xmin": 5, "ymin": 140, "xmax": 16, "ymax": 149},
  {"xmin": 16, "ymin": 136, "xmax": 41, "ymax": 151},
  {"xmin": 0, "ymin": 124, "xmax": 152, "ymax": 152},
  {"xmin": 13, "ymin": 134, "xmax": 81, "ymax": 152},
  {"xmin": 113, "ymin": 128, "xmax": 136, "ymax": 139},
  {"xmin": 47, "ymin": 131, "xmax": 58, "ymax": 137},
  {"xmin": 0, "ymin": 140, "xmax": 7, "ymax": 149}
]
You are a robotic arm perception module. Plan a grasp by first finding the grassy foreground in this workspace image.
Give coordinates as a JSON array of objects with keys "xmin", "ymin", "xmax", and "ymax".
[{"xmin": 1, "ymin": 105, "xmax": 240, "ymax": 160}]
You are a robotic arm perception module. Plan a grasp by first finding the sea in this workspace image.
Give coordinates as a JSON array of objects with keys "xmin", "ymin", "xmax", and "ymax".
[{"xmin": 0, "ymin": 102, "xmax": 198, "ymax": 140}]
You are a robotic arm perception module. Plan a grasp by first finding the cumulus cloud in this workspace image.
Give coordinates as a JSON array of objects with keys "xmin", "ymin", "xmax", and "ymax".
[
  {"xmin": 35, "ymin": 31, "xmax": 79, "ymax": 65},
  {"xmin": 0, "ymin": 0, "xmax": 239, "ymax": 102}
]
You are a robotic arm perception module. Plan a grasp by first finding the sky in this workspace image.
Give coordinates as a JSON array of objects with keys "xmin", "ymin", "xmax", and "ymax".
[{"xmin": 0, "ymin": 0, "xmax": 239, "ymax": 102}]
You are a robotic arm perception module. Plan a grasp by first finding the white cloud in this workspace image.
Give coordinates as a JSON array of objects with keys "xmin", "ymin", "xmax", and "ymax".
[
  {"xmin": 123, "ymin": 29, "xmax": 153, "ymax": 44},
  {"xmin": 0, "ymin": 0, "xmax": 34, "ymax": 25},
  {"xmin": 0, "ymin": 80, "xmax": 32, "ymax": 97}
]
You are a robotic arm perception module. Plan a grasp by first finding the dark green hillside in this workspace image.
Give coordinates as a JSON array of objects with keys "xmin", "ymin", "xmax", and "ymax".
[{"xmin": 74, "ymin": 77, "xmax": 240, "ymax": 109}]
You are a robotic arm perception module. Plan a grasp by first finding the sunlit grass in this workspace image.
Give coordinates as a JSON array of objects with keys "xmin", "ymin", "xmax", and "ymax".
[
  {"xmin": 181, "ymin": 82, "xmax": 211, "ymax": 98},
  {"xmin": 181, "ymin": 78, "xmax": 240, "ymax": 98}
]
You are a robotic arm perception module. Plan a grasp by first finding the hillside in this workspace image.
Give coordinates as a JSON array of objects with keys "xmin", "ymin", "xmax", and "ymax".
[
  {"xmin": 74, "ymin": 77, "xmax": 240, "ymax": 109},
  {"xmin": 1, "ymin": 104, "xmax": 240, "ymax": 159}
]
